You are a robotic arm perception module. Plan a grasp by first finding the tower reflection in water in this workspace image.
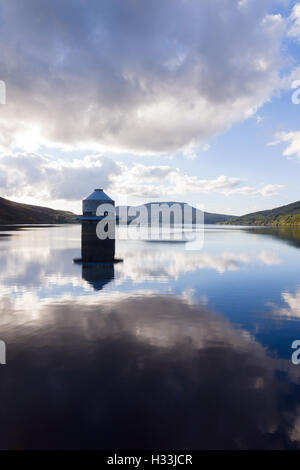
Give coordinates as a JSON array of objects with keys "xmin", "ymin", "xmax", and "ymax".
[{"xmin": 74, "ymin": 188, "xmax": 118, "ymax": 291}]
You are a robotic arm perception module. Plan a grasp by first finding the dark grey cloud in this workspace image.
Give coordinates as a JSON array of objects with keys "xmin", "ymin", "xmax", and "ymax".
[{"xmin": 0, "ymin": 0, "xmax": 286, "ymax": 154}]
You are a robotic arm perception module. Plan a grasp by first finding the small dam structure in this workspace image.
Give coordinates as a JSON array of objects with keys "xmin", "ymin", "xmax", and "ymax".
[{"xmin": 74, "ymin": 189, "xmax": 121, "ymax": 290}]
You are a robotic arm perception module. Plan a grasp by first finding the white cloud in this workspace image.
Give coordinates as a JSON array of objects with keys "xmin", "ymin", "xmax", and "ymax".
[
  {"xmin": 0, "ymin": 153, "xmax": 122, "ymax": 201},
  {"xmin": 273, "ymin": 131, "xmax": 300, "ymax": 159},
  {"xmin": 257, "ymin": 184, "xmax": 284, "ymax": 196},
  {"xmin": 202, "ymin": 144, "xmax": 211, "ymax": 152},
  {"xmin": 288, "ymin": 3, "xmax": 300, "ymax": 40},
  {"xmin": 0, "ymin": 153, "xmax": 284, "ymax": 205},
  {"xmin": 266, "ymin": 140, "xmax": 281, "ymax": 147},
  {"xmin": 0, "ymin": 0, "xmax": 286, "ymax": 155}
]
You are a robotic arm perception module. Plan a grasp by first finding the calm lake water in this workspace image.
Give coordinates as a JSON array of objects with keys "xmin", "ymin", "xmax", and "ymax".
[{"xmin": 1, "ymin": 224, "xmax": 300, "ymax": 449}]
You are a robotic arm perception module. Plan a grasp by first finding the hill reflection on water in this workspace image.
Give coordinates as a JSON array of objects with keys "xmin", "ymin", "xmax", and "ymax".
[{"xmin": 246, "ymin": 226, "xmax": 300, "ymax": 250}]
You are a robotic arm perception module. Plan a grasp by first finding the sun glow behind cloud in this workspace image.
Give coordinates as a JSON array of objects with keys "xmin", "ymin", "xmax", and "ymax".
[
  {"xmin": 0, "ymin": 0, "xmax": 286, "ymax": 156},
  {"xmin": 0, "ymin": 0, "xmax": 297, "ymax": 210}
]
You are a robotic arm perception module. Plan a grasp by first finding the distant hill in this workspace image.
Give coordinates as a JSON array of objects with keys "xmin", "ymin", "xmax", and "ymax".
[
  {"xmin": 0, "ymin": 196, "xmax": 235, "ymax": 226},
  {"xmin": 224, "ymin": 201, "xmax": 300, "ymax": 226},
  {"xmin": 116, "ymin": 202, "xmax": 235, "ymax": 225},
  {"xmin": 0, "ymin": 197, "xmax": 77, "ymax": 224}
]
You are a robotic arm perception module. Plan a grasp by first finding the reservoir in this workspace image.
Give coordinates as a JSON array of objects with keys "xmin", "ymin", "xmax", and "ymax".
[{"xmin": 0, "ymin": 224, "xmax": 300, "ymax": 449}]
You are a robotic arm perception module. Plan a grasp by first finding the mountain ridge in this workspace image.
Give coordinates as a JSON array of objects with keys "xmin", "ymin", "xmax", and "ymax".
[
  {"xmin": 0, "ymin": 197, "xmax": 235, "ymax": 225},
  {"xmin": 5, "ymin": 196, "xmax": 300, "ymax": 227},
  {"xmin": 116, "ymin": 202, "xmax": 235, "ymax": 224},
  {"xmin": 223, "ymin": 200, "xmax": 300, "ymax": 226},
  {"xmin": 0, "ymin": 197, "xmax": 77, "ymax": 224}
]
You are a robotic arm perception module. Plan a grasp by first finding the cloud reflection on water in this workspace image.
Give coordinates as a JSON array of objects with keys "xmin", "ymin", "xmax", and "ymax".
[
  {"xmin": 0, "ymin": 227, "xmax": 282, "ymax": 301},
  {"xmin": 0, "ymin": 294, "xmax": 299, "ymax": 450}
]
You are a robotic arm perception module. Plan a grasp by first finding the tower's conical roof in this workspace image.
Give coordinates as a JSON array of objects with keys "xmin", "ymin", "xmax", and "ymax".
[{"xmin": 84, "ymin": 189, "xmax": 114, "ymax": 202}]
